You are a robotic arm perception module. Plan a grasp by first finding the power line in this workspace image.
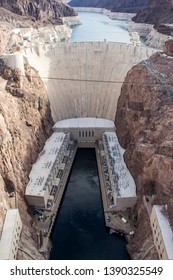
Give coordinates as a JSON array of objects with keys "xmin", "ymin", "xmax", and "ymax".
[{"xmin": 21, "ymin": 74, "xmax": 173, "ymax": 86}]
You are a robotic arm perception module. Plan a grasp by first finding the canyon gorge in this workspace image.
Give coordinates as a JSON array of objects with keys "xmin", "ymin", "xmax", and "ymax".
[{"xmin": 0, "ymin": 1, "xmax": 173, "ymax": 260}]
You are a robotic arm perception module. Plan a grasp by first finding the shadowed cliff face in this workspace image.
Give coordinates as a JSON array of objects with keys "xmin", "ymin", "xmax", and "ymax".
[
  {"xmin": 115, "ymin": 43, "xmax": 173, "ymax": 259},
  {"xmin": 132, "ymin": 0, "xmax": 173, "ymax": 27},
  {"xmin": 69, "ymin": 0, "xmax": 149, "ymax": 13},
  {"xmin": 0, "ymin": 0, "xmax": 76, "ymax": 26},
  {"xmin": 0, "ymin": 58, "xmax": 53, "ymax": 259}
]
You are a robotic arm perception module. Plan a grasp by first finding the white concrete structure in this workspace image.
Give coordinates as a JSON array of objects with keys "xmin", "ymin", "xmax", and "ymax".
[
  {"xmin": 102, "ymin": 132, "xmax": 136, "ymax": 209},
  {"xmin": 2, "ymin": 52, "xmax": 25, "ymax": 76},
  {"xmin": 24, "ymin": 42, "xmax": 156, "ymax": 121},
  {"xmin": 0, "ymin": 209, "xmax": 22, "ymax": 260},
  {"xmin": 150, "ymin": 205, "xmax": 173, "ymax": 260},
  {"xmin": 62, "ymin": 16, "xmax": 81, "ymax": 26},
  {"xmin": 130, "ymin": 32, "xmax": 140, "ymax": 46},
  {"xmin": 53, "ymin": 117, "xmax": 115, "ymax": 143},
  {"xmin": 25, "ymin": 132, "xmax": 70, "ymax": 208}
]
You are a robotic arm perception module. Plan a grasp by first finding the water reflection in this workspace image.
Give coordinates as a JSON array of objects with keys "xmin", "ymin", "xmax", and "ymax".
[{"xmin": 50, "ymin": 149, "xmax": 129, "ymax": 260}]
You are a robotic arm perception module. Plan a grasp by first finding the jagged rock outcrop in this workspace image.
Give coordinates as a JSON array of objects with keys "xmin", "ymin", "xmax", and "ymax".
[
  {"xmin": 163, "ymin": 39, "xmax": 173, "ymax": 56},
  {"xmin": 115, "ymin": 46, "xmax": 173, "ymax": 259},
  {"xmin": 69, "ymin": 0, "xmax": 149, "ymax": 13},
  {"xmin": 0, "ymin": 0, "xmax": 76, "ymax": 27},
  {"xmin": 0, "ymin": 1, "xmax": 78, "ymax": 54},
  {"xmin": 0, "ymin": 58, "xmax": 53, "ymax": 259},
  {"xmin": 0, "ymin": 23, "xmax": 11, "ymax": 54}
]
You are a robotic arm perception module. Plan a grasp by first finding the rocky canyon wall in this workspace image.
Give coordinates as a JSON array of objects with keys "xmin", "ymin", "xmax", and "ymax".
[
  {"xmin": 0, "ymin": 0, "xmax": 76, "ymax": 27},
  {"xmin": 69, "ymin": 0, "xmax": 149, "ymax": 13},
  {"xmin": 0, "ymin": 58, "xmax": 53, "ymax": 259},
  {"xmin": 132, "ymin": 0, "xmax": 173, "ymax": 25},
  {"xmin": 115, "ymin": 44, "xmax": 173, "ymax": 259}
]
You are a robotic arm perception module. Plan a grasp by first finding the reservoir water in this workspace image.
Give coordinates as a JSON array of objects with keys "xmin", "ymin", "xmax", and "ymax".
[
  {"xmin": 70, "ymin": 12, "xmax": 131, "ymax": 42},
  {"xmin": 50, "ymin": 149, "xmax": 129, "ymax": 260}
]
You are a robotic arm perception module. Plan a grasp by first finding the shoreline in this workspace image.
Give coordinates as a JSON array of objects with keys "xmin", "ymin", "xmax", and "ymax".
[
  {"xmin": 72, "ymin": 7, "xmax": 173, "ymax": 49},
  {"xmin": 73, "ymin": 7, "xmax": 136, "ymax": 21},
  {"xmin": 128, "ymin": 22, "xmax": 173, "ymax": 49}
]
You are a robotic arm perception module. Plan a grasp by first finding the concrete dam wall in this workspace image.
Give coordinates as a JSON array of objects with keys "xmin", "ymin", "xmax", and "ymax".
[{"xmin": 25, "ymin": 42, "xmax": 156, "ymax": 121}]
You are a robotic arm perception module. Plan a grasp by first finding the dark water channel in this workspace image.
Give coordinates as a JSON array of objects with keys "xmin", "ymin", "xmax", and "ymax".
[{"xmin": 50, "ymin": 148, "xmax": 129, "ymax": 260}]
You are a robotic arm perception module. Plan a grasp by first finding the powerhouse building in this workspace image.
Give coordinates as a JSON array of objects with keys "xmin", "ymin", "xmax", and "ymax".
[
  {"xmin": 25, "ymin": 132, "xmax": 70, "ymax": 208},
  {"xmin": 0, "ymin": 209, "xmax": 22, "ymax": 260},
  {"xmin": 102, "ymin": 132, "xmax": 137, "ymax": 209},
  {"xmin": 25, "ymin": 118, "xmax": 137, "ymax": 211},
  {"xmin": 53, "ymin": 117, "xmax": 115, "ymax": 144}
]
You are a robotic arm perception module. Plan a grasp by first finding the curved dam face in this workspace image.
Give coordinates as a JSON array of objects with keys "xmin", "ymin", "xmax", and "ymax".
[{"xmin": 25, "ymin": 42, "xmax": 156, "ymax": 121}]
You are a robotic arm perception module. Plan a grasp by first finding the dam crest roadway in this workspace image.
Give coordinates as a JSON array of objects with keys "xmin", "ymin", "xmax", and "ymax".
[{"xmin": 24, "ymin": 41, "xmax": 156, "ymax": 122}]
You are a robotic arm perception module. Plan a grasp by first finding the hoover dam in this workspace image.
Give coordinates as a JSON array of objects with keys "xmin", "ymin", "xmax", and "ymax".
[
  {"xmin": 21, "ymin": 40, "xmax": 156, "ymax": 259},
  {"xmin": 1, "ymin": 19, "xmax": 158, "ymax": 259},
  {"xmin": 0, "ymin": 1, "xmax": 173, "ymax": 262},
  {"xmin": 23, "ymin": 41, "xmax": 156, "ymax": 121}
]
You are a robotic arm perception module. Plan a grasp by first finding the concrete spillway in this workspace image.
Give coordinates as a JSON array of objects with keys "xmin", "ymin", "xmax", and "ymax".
[{"xmin": 24, "ymin": 42, "xmax": 156, "ymax": 121}]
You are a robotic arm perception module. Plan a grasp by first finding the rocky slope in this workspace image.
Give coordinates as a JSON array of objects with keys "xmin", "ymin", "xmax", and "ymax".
[
  {"xmin": 115, "ymin": 41, "xmax": 173, "ymax": 259},
  {"xmin": 132, "ymin": 0, "xmax": 173, "ymax": 36},
  {"xmin": 0, "ymin": 58, "xmax": 53, "ymax": 259},
  {"xmin": 69, "ymin": 0, "xmax": 149, "ymax": 13},
  {"xmin": 0, "ymin": 23, "xmax": 11, "ymax": 54},
  {"xmin": 0, "ymin": 0, "xmax": 76, "ymax": 27}
]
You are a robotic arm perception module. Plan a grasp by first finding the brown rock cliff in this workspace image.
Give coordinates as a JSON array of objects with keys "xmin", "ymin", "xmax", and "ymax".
[
  {"xmin": 0, "ymin": 58, "xmax": 53, "ymax": 259},
  {"xmin": 133, "ymin": 0, "xmax": 173, "ymax": 25},
  {"xmin": 0, "ymin": 0, "xmax": 76, "ymax": 27},
  {"xmin": 115, "ymin": 47, "xmax": 173, "ymax": 259}
]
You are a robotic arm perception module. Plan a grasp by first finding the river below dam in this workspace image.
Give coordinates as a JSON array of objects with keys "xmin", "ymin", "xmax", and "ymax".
[
  {"xmin": 50, "ymin": 11, "xmax": 131, "ymax": 260},
  {"xmin": 50, "ymin": 149, "xmax": 129, "ymax": 260},
  {"xmin": 70, "ymin": 11, "xmax": 131, "ymax": 42}
]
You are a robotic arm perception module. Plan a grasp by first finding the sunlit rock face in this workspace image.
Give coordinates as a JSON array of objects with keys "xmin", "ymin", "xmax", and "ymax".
[
  {"xmin": 115, "ymin": 47, "xmax": 173, "ymax": 259},
  {"xmin": 0, "ymin": 58, "xmax": 53, "ymax": 259}
]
